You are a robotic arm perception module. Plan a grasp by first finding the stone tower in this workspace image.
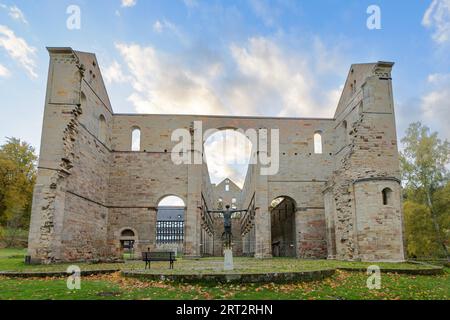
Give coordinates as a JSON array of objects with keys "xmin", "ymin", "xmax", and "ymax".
[
  {"xmin": 323, "ymin": 62, "xmax": 405, "ymax": 261},
  {"xmin": 28, "ymin": 48, "xmax": 113, "ymax": 263}
]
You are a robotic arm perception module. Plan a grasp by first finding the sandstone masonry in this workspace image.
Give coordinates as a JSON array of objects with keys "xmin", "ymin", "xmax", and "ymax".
[{"xmin": 27, "ymin": 47, "xmax": 405, "ymax": 263}]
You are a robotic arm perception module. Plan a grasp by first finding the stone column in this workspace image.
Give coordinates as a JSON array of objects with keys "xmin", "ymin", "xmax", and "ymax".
[
  {"xmin": 135, "ymin": 208, "xmax": 156, "ymax": 256},
  {"xmin": 184, "ymin": 164, "xmax": 202, "ymax": 258},
  {"xmin": 254, "ymin": 171, "xmax": 271, "ymax": 258}
]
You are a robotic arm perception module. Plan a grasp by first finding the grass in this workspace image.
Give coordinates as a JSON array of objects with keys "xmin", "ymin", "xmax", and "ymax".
[
  {"xmin": 0, "ymin": 248, "xmax": 448, "ymax": 300},
  {"xmin": 0, "ymin": 248, "xmax": 441, "ymax": 274},
  {"xmin": 0, "ymin": 270, "xmax": 448, "ymax": 300}
]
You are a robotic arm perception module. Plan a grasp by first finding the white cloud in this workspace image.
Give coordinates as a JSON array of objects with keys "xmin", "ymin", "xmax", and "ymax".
[
  {"xmin": 0, "ymin": 63, "xmax": 10, "ymax": 77},
  {"xmin": 121, "ymin": 0, "xmax": 137, "ymax": 8},
  {"xmin": 422, "ymin": 0, "xmax": 450, "ymax": 44},
  {"xmin": 152, "ymin": 19, "xmax": 181, "ymax": 37},
  {"xmin": 0, "ymin": 25, "xmax": 37, "ymax": 78},
  {"xmin": 0, "ymin": 4, "xmax": 28, "ymax": 24},
  {"xmin": 113, "ymin": 36, "xmax": 344, "ymax": 183},
  {"xmin": 115, "ymin": 42, "xmax": 227, "ymax": 115},
  {"xmin": 102, "ymin": 60, "xmax": 129, "ymax": 84},
  {"xmin": 115, "ymin": 37, "xmax": 341, "ymax": 117},
  {"xmin": 8, "ymin": 5, "xmax": 28, "ymax": 24},
  {"xmin": 421, "ymin": 73, "xmax": 450, "ymax": 138},
  {"xmin": 229, "ymin": 36, "xmax": 339, "ymax": 117},
  {"xmin": 153, "ymin": 20, "xmax": 163, "ymax": 33}
]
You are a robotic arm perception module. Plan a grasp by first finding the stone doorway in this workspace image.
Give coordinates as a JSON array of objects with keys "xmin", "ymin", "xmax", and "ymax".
[{"xmin": 270, "ymin": 196, "xmax": 297, "ymax": 257}]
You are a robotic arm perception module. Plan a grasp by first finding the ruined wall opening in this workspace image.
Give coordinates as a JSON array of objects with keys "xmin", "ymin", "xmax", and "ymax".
[
  {"xmin": 80, "ymin": 92, "xmax": 87, "ymax": 109},
  {"xmin": 382, "ymin": 187, "xmax": 392, "ymax": 205},
  {"xmin": 204, "ymin": 129, "xmax": 253, "ymax": 190},
  {"xmin": 156, "ymin": 196, "xmax": 185, "ymax": 253},
  {"xmin": 119, "ymin": 228, "xmax": 137, "ymax": 256},
  {"xmin": 270, "ymin": 196, "xmax": 297, "ymax": 257},
  {"xmin": 98, "ymin": 114, "xmax": 107, "ymax": 143},
  {"xmin": 131, "ymin": 127, "xmax": 141, "ymax": 151}
]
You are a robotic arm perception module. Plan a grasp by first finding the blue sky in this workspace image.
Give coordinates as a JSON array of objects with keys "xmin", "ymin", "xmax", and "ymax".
[{"xmin": 0, "ymin": 0, "xmax": 449, "ymax": 186}]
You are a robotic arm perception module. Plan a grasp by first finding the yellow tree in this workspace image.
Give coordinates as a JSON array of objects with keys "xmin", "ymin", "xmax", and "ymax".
[
  {"xmin": 400, "ymin": 122, "xmax": 450, "ymax": 259},
  {"xmin": 0, "ymin": 138, "xmax": 37, "ymax": 246}
]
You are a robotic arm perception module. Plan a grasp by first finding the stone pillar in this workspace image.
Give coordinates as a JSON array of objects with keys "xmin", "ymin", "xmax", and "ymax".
[
  {"xmin": 184, "ymin": 163, "xmax": 202, "ymax": 257},
  {"xmin": 135, "ymin": 208, "xmax": 156, "ymax": 256},
  {"xmin": 254, "ymin": 171, "xmax": 271, "ymax": 258},
  {"xmin": 323, "ymin": 189, "xmax": 337, "ymax": 259}
]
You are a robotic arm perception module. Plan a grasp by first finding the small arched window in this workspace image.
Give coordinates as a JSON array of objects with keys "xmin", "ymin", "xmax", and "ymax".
[
  {"xmin": 98, "ymin": 115, "xmax": 107, "ymax": 143},
  {"xmin": 121, "ymin": 229, "xmax": 135, "ymax": 237},
  {"xmin": 131, "ymin": 127, "xmax": 141, "ymax": 151},
  {"xmin": 314, "ymin": 131, "xmax": 323, "ymax": 154},
  {"xmin": 80, "ymin": 92, "xmax": 87, "ymax": 108},
  {"xmin": 382, "ymin": 188, "xmax": 393, "ymax": 205},
  {"xmin": 342, "ymin": 120, "xmax": 348, "ymax": 145}
]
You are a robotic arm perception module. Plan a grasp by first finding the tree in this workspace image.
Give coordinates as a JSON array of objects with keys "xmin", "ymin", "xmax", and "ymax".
[
  {"xmin": 0, "ymin": 137, "xmax": 37, "ymax": 246},
  {"xmin": 403, "ymin": 201, "xmax": 441, "ymax": 258},
  {"xmin": 400, "ymin": 122, "xmax": 450, "ymax": 258}
]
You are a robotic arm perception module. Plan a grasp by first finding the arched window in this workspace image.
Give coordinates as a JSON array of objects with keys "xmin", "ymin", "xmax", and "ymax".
[
  {"xmin": 342, "ymin": 120, "xmax": 348, "ymax": 146},
  {"xmin": 80, "ymin": 92, "xmax": 87, "ymax": 109},
  {"xmin": 131, "ymin": 127, "xmax": 141, "ymax": 151},
  {"xmin": 382, "ymin": 188, "xmax": 393, "ymax": 205},
  {"xmin": 98, "ymin": 115, "xmax": 106, "ymax": 143},
  {"xmin": 314, "ymin": 131, "xmax": 323, "ymax": 154}
]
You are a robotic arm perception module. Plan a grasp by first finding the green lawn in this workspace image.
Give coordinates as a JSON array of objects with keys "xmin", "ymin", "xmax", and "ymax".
[
  {"xmin": 1, "ymin": 269, "xmax": 448, "ymax": 300},
  {"xmin": 0, "ymin": 248, "xmax": 448, "ymax": 300},
  {"xmin": 0, "ymin": 248, "xmax": 441, "ymax": 274}
]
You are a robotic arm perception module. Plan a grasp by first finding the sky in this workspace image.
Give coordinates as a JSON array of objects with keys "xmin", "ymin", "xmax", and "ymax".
[{"xmin": 0, "ymin": 0, "xmax": 449, "ymax": 188}]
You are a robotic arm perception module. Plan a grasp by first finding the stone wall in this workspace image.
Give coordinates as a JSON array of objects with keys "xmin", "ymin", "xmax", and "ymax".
[{"xmin": 324, "ymin": 62, "xmax": 405, "ymax": 262}]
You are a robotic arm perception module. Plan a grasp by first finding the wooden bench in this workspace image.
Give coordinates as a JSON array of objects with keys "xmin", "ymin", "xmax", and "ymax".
[{"xmin": 142, "ymin": 251, "xmax": 176, "ymax": 269}]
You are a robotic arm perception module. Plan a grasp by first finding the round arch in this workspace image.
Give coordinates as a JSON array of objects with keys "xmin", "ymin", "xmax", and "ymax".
[
  {"xmin": 203, "ymin": 128, "xmax": 254, "ymax": 188},
  {"xmin": 270, "ymin": 195, "xmax": 298, "ymax": 210},
  {"xmin": 202, "ymin": 126, "xmax": 241, "ymax": 143},
  {"xmin": 118, "ymin": 227, "xmax": 138, "ymax": 255},
  {"xmin": 156, "ymin": 194, "xmax": 186, "ymax": 208},
  {"xmin": 269, "ymin": 195, "xmax": 297, "ymax": 258},
  {"xmin": 131, "ymin": 126, "xmax": 141, "ymax": 151},
  {"xmin": 118, "ymin": 227, "xmax": 138, "ymax": 239}
]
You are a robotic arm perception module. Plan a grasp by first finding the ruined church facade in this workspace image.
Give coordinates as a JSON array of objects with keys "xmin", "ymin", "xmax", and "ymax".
[{"xmin": 27, "ymin": 47, "xmax": 405, "ymax": 263}]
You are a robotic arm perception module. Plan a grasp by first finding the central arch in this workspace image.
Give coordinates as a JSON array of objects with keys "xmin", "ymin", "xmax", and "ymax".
[
  {"xmin": 203, "ymin": 128, "xmax": 254, "ymax": 189},
  {"xmin": 270, "ymin": 196, "xmax": 297, "ymax": 257}
]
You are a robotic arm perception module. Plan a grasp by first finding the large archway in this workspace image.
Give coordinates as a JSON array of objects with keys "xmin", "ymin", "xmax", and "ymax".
[
  {"xmin": 156, "ymin": 195, "xmax": 185, "ymax": 254},
  {"xmin": 203, "ymin": 129, "xmax": 254, "ymax": 256},
  {"xmin": 203, "ymin": 129, "xmax": 254, "ymax": 189},
  {"xmin": 270, "ymin": 196, "xmax": 297, "ymax": 257}
]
